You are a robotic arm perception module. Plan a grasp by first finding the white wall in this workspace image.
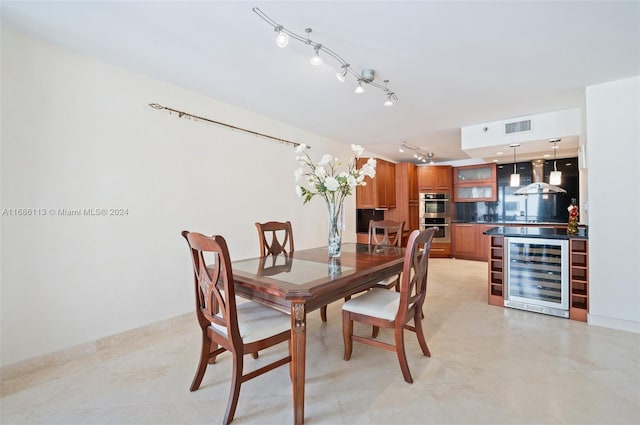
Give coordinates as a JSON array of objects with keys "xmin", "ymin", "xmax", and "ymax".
[
  {"xmin": 460, "ymin": 108, "xmax": 581, "ymax": 159},
  {"xmin": 585, "ymin": 76, "xmax": 640, "ymax": 332},
  {"xmin": 0, "ymin": 28, "xmax": 360, "ymax": 366}
]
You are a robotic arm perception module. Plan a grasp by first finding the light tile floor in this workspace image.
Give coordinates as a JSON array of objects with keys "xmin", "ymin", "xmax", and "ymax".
[{"xmin": 2, "ymin": 259, "xmax": 639, "ymax": 424}]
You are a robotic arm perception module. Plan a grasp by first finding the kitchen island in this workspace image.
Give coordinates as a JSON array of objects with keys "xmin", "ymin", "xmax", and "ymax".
[
  {"xmin": 484, "ymin": 226, "xmax": 589, "ymax": 321},
  {"xmin": 451, "ymin": 221, "xmax": 570, "ymax": 261}
]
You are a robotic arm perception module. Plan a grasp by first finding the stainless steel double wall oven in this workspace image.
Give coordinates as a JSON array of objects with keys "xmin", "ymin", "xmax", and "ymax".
[{"xmin": 419, "ymin": 193, "xmax": 451, "ymax": 243}]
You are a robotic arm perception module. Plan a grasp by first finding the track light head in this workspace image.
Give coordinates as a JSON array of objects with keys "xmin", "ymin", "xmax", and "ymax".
[
  {"xmin": 274, "ymin": 25, "xmax": 289, "ymax": 48},
  {"xmin": 310, "ymin": 45, "xmax": 323, "ymax": 65},
  {"xmin": 336, "ymin": 64, "xmax": 349, "ymax": 82}
]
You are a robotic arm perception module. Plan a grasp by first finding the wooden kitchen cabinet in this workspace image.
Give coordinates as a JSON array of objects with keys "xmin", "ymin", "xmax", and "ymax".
[
  {"xmin": 356, "ymin": 158, "xmax": 396, "ymax": 209},
  {"xmin": 418, "ymin": 165, "xmax": 452, "ymax": 193},
  {"xmin": 452, "ymin": 223, "xmax": 495, "ymax": 261},
  {"xmin": 452, "ymin": 224, "xmax": 477, "ymax": 258},
  {"xmin": 385, "ymin": 162, "xmax": 418, "ymax": 237},
  {"xmin": 429, "ymin": 242, "xmax": 451, "ymax": 258},
  {"xmin": 453, "ymin": 163, "xmax": 497, "ymax": 202}
]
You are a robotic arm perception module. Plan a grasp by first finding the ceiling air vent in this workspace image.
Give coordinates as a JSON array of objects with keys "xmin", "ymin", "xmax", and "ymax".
[{"xmin": 505, "ymin": 119, "xmax": 531, "ymax": 134}]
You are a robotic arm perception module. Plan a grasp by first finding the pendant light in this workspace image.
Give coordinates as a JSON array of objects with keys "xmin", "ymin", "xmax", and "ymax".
[
  {"xmin": 510, "ymin": 144, "xmax": 520, "ymax": 187},
  {"xmin": 549, "ymin": 139, "xmax": 562, "ymax": 185}
]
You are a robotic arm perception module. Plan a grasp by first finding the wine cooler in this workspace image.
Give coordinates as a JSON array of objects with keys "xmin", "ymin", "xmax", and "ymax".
[{"xmin": 504, "ymin": 237, "xmax": 569, "ymax": 318}]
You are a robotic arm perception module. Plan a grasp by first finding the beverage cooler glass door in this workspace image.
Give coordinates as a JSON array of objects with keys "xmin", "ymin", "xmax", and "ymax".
[{"xmin": 504, "ymin": 237, "xmax": 569, "ymax": 318}]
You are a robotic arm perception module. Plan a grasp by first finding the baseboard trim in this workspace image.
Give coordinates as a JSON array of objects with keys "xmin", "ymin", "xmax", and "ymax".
[
  {"xmin": 588, "ymin": 313, "xmax": 640, "ymax": 334},
  {"xmin": 1, "ymin": 312, "xmax": 192, "ymax": 383}
]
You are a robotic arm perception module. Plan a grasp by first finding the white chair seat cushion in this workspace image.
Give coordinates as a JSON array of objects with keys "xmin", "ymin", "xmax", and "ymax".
[
  {"xmin": 376, "ymin": 274, "xmax": 399, "ymax": 287},
  {"xmin": 342, "ymin": 288, "xmax": 400, "ymax": 321},
  {"xmin": 211, "ymin": 299, "xmax": 291, "ymax": 344}
]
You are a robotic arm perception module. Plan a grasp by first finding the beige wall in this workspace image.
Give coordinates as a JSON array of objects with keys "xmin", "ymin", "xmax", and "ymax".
[{"xmin": 0, "ymin": 28, "xmax": 359, "ymax": 366}]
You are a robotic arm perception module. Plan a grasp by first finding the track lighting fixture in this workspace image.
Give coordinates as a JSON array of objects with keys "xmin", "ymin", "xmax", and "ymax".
[
  {"xmin": 399, "ymin": 142, "xmax": 433, "ymax": 163},
  {"xmin": 253, "ymin": 7, "xmax": 398, "ymax": 106},
  {"xmin": 549, "ymin": 139, "xmax": 562, "ymax": 185},
  {"xmin": 510, "ymin": 144, "xmax": 521, "ymax": 187}
]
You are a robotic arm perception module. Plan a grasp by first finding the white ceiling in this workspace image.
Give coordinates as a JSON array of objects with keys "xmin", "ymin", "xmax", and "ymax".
[{"xmin": 2, "ymin": 1, "xmax": 639, "ymax": 164}]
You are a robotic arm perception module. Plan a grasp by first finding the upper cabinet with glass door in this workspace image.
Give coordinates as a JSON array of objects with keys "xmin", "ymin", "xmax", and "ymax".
[{"xmin": 453, "ymin": 163, "xmax": 497, "ymax": 202}]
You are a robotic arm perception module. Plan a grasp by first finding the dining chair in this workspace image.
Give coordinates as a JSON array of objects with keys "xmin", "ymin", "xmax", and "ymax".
[
  {"xmin": 255, "ymin": 220, "xmax": 294, "ymax": 255},
  {"xmin": 368, "ymin": 219, "xmax": 405, "ymax": 291},
  {"xmin": 341, "ymin": 227, "xmax": 438, "ymax": 384},
  {"xmin": 181, "ymin": 231, "xmax": 292, "ymax": 425},
  {"xmin": 255, "ymin": 221, "xmax": 330, "ymax": 322}
]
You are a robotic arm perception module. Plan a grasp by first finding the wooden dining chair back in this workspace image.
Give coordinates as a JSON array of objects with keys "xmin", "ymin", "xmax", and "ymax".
[
  {"xmin": 181, "ymin": 231, "xmax": 292, "ymax": 424},
  {"xmin": 342, "ymin": 227, "xmax": 438, "ymax": 384},
  {"xmin": 254, "ymin": 221, "xmax": 330, "ymax": 322},
  {"xmin": 368, "ymin": 219, "xmax": 405, "ymax": 290},
  {"xmin": 368, "ymin": 219, "xmax": 404, "ymax": 247},
  {"xmin": 255, "ymin": 221, "xmax": 294, "ymax": 256}
]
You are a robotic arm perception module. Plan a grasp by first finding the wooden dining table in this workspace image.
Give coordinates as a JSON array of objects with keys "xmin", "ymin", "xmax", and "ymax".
[{"xmin": 231, "ymin": 243, "xmax": 406, "ymax": 425}]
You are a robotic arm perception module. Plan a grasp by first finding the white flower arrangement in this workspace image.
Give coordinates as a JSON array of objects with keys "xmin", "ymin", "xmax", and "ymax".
[{"xmin": 294, "ymin": 143, "xmax": 376, "ymax": 206}]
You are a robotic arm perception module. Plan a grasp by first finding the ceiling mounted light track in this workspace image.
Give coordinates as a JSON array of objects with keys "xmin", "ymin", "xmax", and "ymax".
[
  {"xmin": 253, "ymin": 7, "xmax": 398, "ymax": 107},
  {"xmin": 398, "ymin": 142, "xmax": 433, "ymax": 163}
]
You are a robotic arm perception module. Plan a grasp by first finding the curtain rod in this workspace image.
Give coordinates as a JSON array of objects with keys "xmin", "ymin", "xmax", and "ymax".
[{"xmin": 148, "ymin": 103, "xmax": 306, "ymax": 149}]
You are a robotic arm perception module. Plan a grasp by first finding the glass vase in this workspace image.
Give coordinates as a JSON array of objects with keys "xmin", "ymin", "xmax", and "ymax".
[{"xmin": 327, "ymin": 201, "xmax": 344, "ymax": 257}]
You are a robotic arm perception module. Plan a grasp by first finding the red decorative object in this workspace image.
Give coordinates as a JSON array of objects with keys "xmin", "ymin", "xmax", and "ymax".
[{"xmin": 567, "ymin": 204, "xmax": 579, "ymax": 235}]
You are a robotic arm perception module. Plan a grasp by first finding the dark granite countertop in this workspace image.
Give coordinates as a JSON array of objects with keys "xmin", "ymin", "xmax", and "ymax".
[
  {"xmin": 484, "ymin": 226, "xmax": 588, "ymax": 239},
  {"xmin": 453, "ymin": 220, "xmax": 567, "ymax": 225}
]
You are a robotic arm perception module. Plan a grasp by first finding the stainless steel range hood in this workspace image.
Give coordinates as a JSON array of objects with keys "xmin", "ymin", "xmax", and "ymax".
[{"xmin": 514, "ymin": 159, "xmax": 566, "ymax": 195}]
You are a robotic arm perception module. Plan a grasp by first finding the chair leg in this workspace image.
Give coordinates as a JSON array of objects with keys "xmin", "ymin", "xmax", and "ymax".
[
  {"xmin": 394, "ymin": 326, "xmax": 413, "ymax": 384},
  {"xmin": 320, "ymin": 305, "xmax": 327, "ymax": 322},
  {"xmin": 414, "ymin": 310, "xmax": 431, "ymax": 357},
  {"xmin": 251, "ymin": 352, "xmax": 259, "ymax": 359},
  {"xmin": 223, "ymin": 353, "xmax": 243, "ymax": 425},
  {"xmin": 208, "ymin": 340, "xmax": 219, "ymax": 364},
  {"xmin": 191, "ymin": 331, "xmax": 211, "ymax": 391},
  {"xmin": 342, "ymin": 310, "xmax": 353, "ymax": 361}
]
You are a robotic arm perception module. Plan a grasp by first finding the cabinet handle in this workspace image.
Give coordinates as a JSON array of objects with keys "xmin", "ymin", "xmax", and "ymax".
[{"xmin": 431, "ymin": 248, "xmax": 445, "ymax": 252}]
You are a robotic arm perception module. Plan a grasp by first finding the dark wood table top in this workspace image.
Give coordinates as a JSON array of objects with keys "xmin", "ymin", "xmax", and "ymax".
[{"xmin": 231, "ymin": 243, "xmax": 406, "ymax": 312}]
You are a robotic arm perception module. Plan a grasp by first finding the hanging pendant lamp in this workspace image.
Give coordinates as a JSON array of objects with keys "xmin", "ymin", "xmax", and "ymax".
[
  {"xmin": 510, "ymin": 144, "xmax": 520, "ymax": 187},
  {"xmin": 549, "ymin": 139, "xmax": 562, "ymax": 185}
]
